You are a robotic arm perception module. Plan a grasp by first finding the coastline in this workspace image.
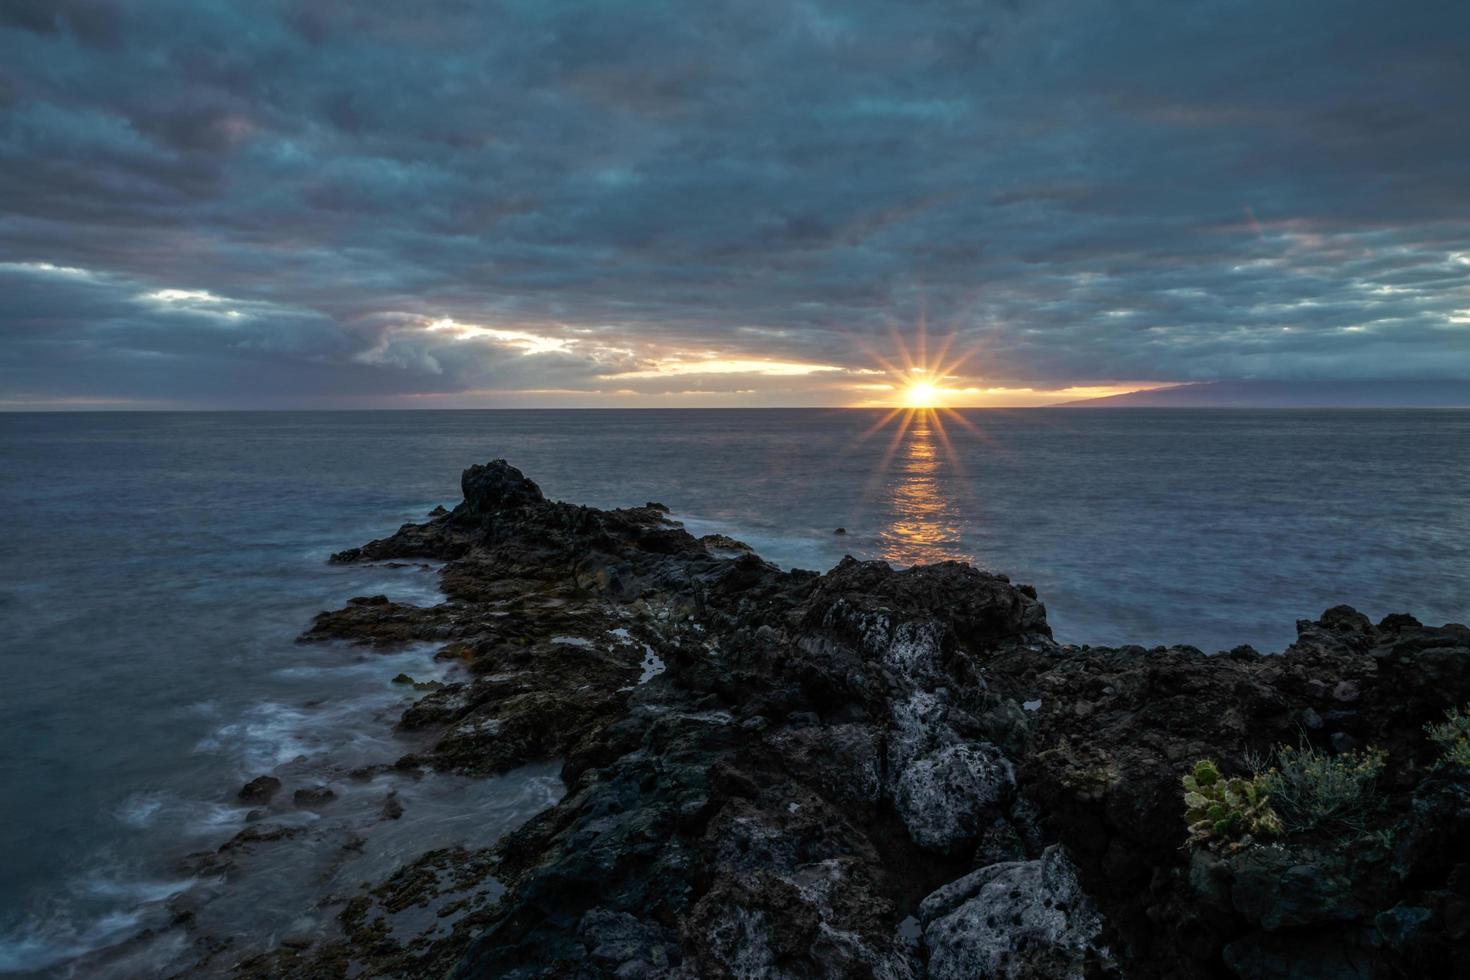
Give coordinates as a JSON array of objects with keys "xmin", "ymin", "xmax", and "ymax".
[{"xmin": 88, "ymin": 458, "xmax": 1469, "ymax": 978}]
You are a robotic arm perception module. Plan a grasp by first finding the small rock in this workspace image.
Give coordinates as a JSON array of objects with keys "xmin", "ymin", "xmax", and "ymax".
[
  {"xmin": 1329, "ymin": 731, "xmax": 1358, "ymax": 753},
  {"xmin": 1332, "ymin": 680, "xmax": 1360, "ymax": 703},
  {"xmin": 293, "ymin": 786, "xmax": 337, "ymax": 807},
  {"xmin": 1300, "ymin": 707, "xmax": 1324, "ymax": 730},
  {"xmin": 280, "ymin": 934, "xmax": 313, "ymax": 950},
  {"xmin": 237, "ymin": 775, "xmax": 281, "ymax": 805},
  {"xmin": 391, "ymin": 672, "xmax": 414, "ymax": 685},
  {"xmin": 348, "ymin": 594, "xmax": 391, "ymax": 606},
  {"xmin": 833, "ymin": 527, "xmax": 847, "ymax": 535},
  {"xmin": 1374, "ymin": 904, "xmax": 1434, "ymax": 949},
  {"xmin": 427, "ymin": 505, "xmax": 449, "ymax": 517},
  {"xmin": 382, "ymin": 793, "xmax": 404, "ymax": 820}
]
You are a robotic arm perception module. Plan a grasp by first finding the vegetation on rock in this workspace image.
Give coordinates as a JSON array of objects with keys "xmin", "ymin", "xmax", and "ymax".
[
  {"xmin": 1181, "ymin": 760, "xmax": 1282, "ymax": 849},
  {"xmin": 1425, "ymin": 704, "xmax": 1470, "ymax": 769},
  {"xmin": 1262, "ymin": 742, "xmax": 1387, "ymax": 840}
]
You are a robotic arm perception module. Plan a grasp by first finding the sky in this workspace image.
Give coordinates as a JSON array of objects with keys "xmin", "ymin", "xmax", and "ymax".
[{"xmin": 2, "ymin": 0, "xmax": 1469, "ymax": 409}]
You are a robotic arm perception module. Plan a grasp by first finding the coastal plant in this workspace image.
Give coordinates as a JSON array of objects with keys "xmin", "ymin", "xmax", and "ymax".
[
  {"xmin": 1263, "ymin": 742, "xmax": 1387, "ymax": 839},
  {"xmin": 1425, "ymin": 705, "xmax": 1470, "ymax": 769},
  {"xmin": 1182, "ymin": 760, "xmax": 1282, "ymax": 850}
]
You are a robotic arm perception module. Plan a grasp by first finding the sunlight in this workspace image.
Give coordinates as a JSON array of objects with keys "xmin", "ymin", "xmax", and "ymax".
[{"xmin": 904, "ymin": 381, "xmax": 943, "ymax": 409}]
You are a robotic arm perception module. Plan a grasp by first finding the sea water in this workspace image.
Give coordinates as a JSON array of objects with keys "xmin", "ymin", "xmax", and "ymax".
[{"xmin": 1, "ymin": 408, "xmax": 1467, "ymax": 972}]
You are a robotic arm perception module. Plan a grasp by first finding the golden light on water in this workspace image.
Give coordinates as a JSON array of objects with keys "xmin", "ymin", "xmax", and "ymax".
[
  {"xmin": 846, "ymin": 322, "xmax": 986, "ymax": 567},
  {"xmin": 877, "ymin": 409, "xmax": 971, "ymax": 567}
]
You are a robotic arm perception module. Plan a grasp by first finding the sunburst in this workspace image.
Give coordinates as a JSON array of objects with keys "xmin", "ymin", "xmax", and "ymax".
[{"xmin": 844, "ymin": 320, "xmax": 988, "ymax": 567}]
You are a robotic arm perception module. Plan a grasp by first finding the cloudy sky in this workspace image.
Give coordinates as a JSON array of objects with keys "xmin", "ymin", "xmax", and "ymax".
[{"xmin": 2, "ymin": 0, "xmax": 1468, "ymax": 408}]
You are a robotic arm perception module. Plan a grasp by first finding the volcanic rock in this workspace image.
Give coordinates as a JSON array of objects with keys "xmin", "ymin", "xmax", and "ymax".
[{"xmin": 261, "ymin": 459, "xmax": 1470, "ymax": 979}]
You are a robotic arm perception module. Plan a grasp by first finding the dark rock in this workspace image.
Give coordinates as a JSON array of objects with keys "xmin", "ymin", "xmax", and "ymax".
[
  {"xmin": 1222, "ymin": 928, "xmax": 1372, "ymax": 979},
  {"xmin": 833, "ymin": 527, "xmax": 846, "ymax": 535},
  {"xmin": 1394, "ymin": 772, "xmax": 1470, "ymax": 884},
  {"xmin": 382, "ymin": 793, "xmax": 404, "ymax": 820},
  {"xmin": 211, "ymin": 459, "xmax": 1470, "ymax": 980},
  {"xmin": 1228, "ymin": 851, "xmax": 1362, "ymax": 930},
  {"xmin": 1375, "ymin": 903, "xmax": 1434, "ymax": 948},
  {"xmin": 292, "ymin": 786, "xmax": 336, "ymax": 808},
  {"xmin": 237, "ymin": 775, "xmax": 281, "ymax": 805}
]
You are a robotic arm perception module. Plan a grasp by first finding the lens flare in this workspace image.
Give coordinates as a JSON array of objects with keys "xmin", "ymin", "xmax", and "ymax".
[{"xmin": 904, "ymin": 381, "xmax": 942, "ymax": 409}]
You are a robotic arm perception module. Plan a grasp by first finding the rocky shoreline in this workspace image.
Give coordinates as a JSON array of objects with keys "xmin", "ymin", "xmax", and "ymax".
[{"xmin": 224, "ymin": 460, "xmax": 1468, "ymax": 978}]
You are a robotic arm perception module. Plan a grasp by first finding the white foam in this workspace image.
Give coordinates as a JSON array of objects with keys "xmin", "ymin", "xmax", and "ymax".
[{"xmin": 116, "ymin": 793, "xmax": 166, "ymax": 829}]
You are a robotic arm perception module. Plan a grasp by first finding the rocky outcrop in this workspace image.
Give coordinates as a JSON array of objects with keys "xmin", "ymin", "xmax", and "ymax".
[{"xmin": 260, "ymin": 460, "xmax": 1470, "ymax": 979}]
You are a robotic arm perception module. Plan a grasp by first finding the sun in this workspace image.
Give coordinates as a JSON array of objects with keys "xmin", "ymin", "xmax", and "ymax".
[{"xmin": 904, "ymin": 381, "xmax": 943, "ymax": 409}]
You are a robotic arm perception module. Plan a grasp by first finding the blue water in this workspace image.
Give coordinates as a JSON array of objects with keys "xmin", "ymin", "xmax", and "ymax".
[{"xmin": 1, "ymin": 409, "xmax": 1467, "ymax": 973}]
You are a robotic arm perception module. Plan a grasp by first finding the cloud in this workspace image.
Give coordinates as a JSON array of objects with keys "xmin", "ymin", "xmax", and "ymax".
[{"xmin": 1, "ymin": 0, "xmax": 1469, "ymax": 406}]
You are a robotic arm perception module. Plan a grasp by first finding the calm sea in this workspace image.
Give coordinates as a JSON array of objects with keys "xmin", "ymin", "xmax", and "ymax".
[{"xmin": 1, "ymin": 409, "xmax": 1467, "ymax": 973}]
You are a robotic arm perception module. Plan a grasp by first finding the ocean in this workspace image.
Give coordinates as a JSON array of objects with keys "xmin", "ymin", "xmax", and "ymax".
[{"xmin": 1, "ymin": 408, "xmax": 1467, "ymax": 974}]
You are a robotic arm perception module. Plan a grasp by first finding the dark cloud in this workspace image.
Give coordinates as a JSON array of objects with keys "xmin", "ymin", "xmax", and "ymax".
[{"xmin": 1, "ymin": 0, "xmax": 1468, "ymax": 406}]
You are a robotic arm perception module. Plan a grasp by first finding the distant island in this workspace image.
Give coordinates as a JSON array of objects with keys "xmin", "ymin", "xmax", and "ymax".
[{"xmin": 1057, "ymin": 379, "xmax": 1470, "ymax": 408}]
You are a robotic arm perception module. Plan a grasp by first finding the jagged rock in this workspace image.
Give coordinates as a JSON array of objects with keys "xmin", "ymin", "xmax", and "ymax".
[
  {"xmin": 237, "ymin": 775, "xmax": 281, "ymax": 805},
  {"xmin": 893, "ymin": 741, "xmax": 1013, "ymax": 852},
  {"xmin": 919, "ymin": 845, "xmax": 1113, "ymax": 979},
  {"xmin": 250, "ymin": 461, "xmax": 1470, "ymax": 979}
]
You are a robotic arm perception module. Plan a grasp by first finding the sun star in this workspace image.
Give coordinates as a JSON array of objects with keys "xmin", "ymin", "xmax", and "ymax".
[{"xmin": 904, "ymin": 381, "xmax": 942, "ymax": 409}]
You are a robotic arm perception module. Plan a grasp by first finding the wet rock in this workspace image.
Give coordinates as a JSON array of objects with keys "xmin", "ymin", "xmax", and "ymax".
[
  {"xmin": 292, "ymin": 785, "xmax": 336, "ymax": 808},
  {"xmin": 382, "ymin": 792, "xmax": 404, "ymax": 820},
  {"xmin": 237, "ymin": 775, "xmax": 281, "ymax": 805},
  {"xmin": 235, "ymin": 461, "xmax": 1470, "ymax": 979}
]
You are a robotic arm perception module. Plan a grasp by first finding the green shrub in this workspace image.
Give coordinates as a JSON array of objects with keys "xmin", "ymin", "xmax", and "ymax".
[
  {"xmin": 1182, "ymin": 760, "xmax": 1282, "ymax": 850},
  {"xmin": 1264, "ymin": 743, "xmax": 1386, "ymax": 839},
  {"xmin": 1425, "ymin": 705, "xmax": 1470, "ymax": 768}
]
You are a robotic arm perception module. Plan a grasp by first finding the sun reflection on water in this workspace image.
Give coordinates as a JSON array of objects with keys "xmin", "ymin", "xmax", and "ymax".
[{"xmin": 877, "ymin": 410, "xmax": 974, "ymax": 567}]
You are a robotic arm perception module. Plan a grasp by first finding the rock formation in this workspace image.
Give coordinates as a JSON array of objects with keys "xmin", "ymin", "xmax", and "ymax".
[{"xmin": 241, "ymin": 460, "xmax": 1469, "ymax": 978}]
